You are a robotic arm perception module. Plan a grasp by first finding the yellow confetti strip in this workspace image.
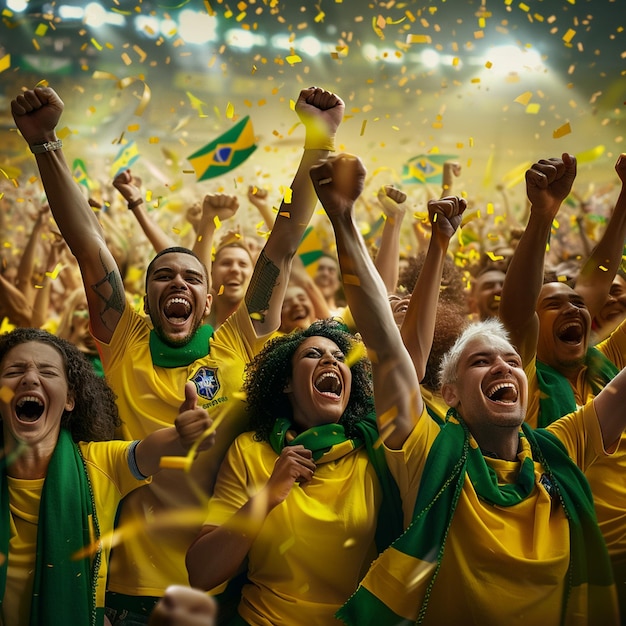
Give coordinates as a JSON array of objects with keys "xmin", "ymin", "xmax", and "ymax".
[
  {"xmin": 0, "ymin": 54, "xmax": 10, "ymax": 73},
  {"xmin": 45, "ymin": 263, "xmax": 63, "ymax": 280},
  {"xmin": 553, "ymin": 122, "xmax": 572, "ymax": 138},
  {"xmin": 514, "ymin": 91, "xmax": 533, "ymax": 106},
  {"xmin": 0, "ymin": 385, "xmax": 14, "ymax": 404},
  {"xmin": 407, "ymin": 34, "xmax": 432, "ymax": 44},
  {"xmin": 345, "ymin": 341, "xmax": 366, "ymax": 368},
  {"xmin": 562, "ymin": 29, "xmax": 576, "ymax": 44},
  {"xmin": 343, "ymin": 274, "xmax": 361, "ymax": 286}
]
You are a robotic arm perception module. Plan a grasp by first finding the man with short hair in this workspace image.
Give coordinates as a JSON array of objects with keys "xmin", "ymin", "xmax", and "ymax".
[{"xmin": 11, "ymin": 84, "xmax": 345, "ymax": 623}]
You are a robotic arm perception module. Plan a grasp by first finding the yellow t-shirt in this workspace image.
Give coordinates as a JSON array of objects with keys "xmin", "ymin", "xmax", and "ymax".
[
  {"xmin": 378, "ymin": 404, "xmax": 608, "ymax": 625},
  {"xmin": 98, "ymin": 304, "xmax": 270, "ymax": 596},
  {"xmin": 525, "ymin": 320, "xmax": 626, "ymax": 563},
  {"xmin": 205, "ymin": 431, "xmax": 383, "ymax": 626},
  {"xmin": 2, "ymin": 440, "xmax": 147, "ymax": 626}
]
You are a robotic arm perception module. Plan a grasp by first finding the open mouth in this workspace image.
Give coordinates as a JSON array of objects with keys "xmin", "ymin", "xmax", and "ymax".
[
  {"xmin": 164, "ymin": 297, "xmax": 191, "ymax": 323},
  {"xmin": 485, "ymin": 382, "xmax": 518, "ymax": 404},
  {"xmin": 16, "ymin": 396, "xmax": 44, "ymax": 422},
  {"xmin": 314, "ymin": 372, "xmax": 342, "ymax": 397},
  {"xmin": 557, "ymin": 321, "xmax": 584, "ymax": 344}
]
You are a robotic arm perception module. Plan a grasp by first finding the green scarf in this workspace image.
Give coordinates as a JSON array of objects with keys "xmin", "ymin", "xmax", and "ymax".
[
  {"xmin": 149, "ymin": 324, "xmax": 214, "ymax": 368},
  {"xmin": 0, "ymin": 429, "xmax": 102, "ymax": 626},
  {"xmin": 269, "ymin": 414, "xmax": 404, "ymax": 553},
  {"xmin": 536, "ymin": 347, "xmax": 618, "ymax": 427},
  {"xmin": 337, "ymin": 414, "xmax": 617, "ymax": 625}
]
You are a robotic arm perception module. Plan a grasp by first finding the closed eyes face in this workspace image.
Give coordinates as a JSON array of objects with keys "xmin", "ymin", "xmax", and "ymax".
[{"xmin": 0, "ymin": 342, "xmax": 74, "ymax": 450}]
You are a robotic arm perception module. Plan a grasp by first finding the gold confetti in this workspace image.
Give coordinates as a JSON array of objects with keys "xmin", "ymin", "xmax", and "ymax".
[
  {"xmin": 514, "ymin": 92, "xmax": 533, "ymax": 106},
  {"xmin": 562, "ymin": 29, "xmax": 576, "ymax": 44},
  {"xmin": 0, "ymin": 385, "xmax": 14, "ymax": 404},
  {"xmin": 552, "ymin": 122, "xmax": 572, "ymax": 138},
  {"xmin": 407, "ymin": 34, "xmax": 432, "ymax": 44},
  {"xmin": 0, "ymin": 54, "xmax": 10, "ymax": 73},
  {"xmin": 343, "ymin": 274, "xmax": 360, "ymax": 286}
]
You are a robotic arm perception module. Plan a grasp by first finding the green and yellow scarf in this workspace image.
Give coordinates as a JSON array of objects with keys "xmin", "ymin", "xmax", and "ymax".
[
  {"xmin": 0, "ymin": 429, "xmax": 102, "ymax": 626},
  {"xmin": 269, "ymin": 413, "xmax": 404, "ymax": 552},
  {"xmin": 337, "ymin": 414, "xmax": 617, "ymax": 625},
  {"xmin": 535, "ymin": 347, "xmax": 618, "ymax": 427}
]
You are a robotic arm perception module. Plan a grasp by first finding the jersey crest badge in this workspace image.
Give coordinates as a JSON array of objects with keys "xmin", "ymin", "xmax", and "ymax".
[{"xmin": 191, "ymin": 367, "xmax": 220, "ymax": 401}]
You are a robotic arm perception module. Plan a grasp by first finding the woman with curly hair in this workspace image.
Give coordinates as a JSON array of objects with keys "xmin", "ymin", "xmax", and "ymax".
[
  {"xmin": 0, "ymin": 328, "xmax": 214, "ymax": 626},
  {"xmin": 187, "ymin": 155, "xmax": 424, "ymax": 625}
]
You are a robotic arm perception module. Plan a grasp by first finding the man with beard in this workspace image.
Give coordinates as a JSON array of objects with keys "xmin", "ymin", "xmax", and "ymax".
[
  {"xmin": 499, "ymin": 152, "xmax": 626, "ymax": 621},
  {"xmin": 11, "ymin": 84, "xmax": 344, "ymax": 624}
]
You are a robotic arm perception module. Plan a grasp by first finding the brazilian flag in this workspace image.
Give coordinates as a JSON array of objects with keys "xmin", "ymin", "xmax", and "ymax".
[
  {"xmin": 402, "ymin": 154, "xmax": 457, "ymax": 185},
  {"xmin": 187, "ymin": 116, "xmax": 257, "ymax": 181},
  {"xmin": 110, "ymin": 141, "xmax": 140, "ymax": 178}
]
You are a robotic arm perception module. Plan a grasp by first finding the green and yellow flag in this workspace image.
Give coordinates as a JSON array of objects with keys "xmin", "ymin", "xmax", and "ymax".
[
  {"xmin": 111, "ymin": 141, "xmax": 140, "ymax": 178},
  {"xmin": 187, "ymin": 116, "xmax": 257, "ymax": 181},
  {"xmin": 402, "ymin": 154, "xmax": 457, "ymax": 185}
]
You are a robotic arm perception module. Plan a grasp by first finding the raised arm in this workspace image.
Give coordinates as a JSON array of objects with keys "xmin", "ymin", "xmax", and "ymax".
[
  {"xmin": 113, "ymin": 169, "xmax": 176, "ymax": 253},
  {"xmin": 401, "ymin": 196, "xmax": 466, "ymax": 381},
  {"xmin": 247, "ymin": 185, "xmax": 275, "ymax": 230},
  {"xmin": 192, "ymin": 193, "xmax": 239, "ymax": 287},
  {"xmin": 310, "ymin": 155, "xmax": 422, "ymax": 449},
  {"xmin": 15, "ymin": 202, "xmax": 49, "ymax": 308},
  {"xmin": 499, "ymin": 153, "xmax": 577, "ymax": 365},
  {"xmin": 374, "ymin": 185, "xmax": 407, "ymax": 294},
  {"xmin": 244, "ymin": 87, "xmax": 344, "ymax": 336},
  {"xmin": 11, "ymin": 87, "xmax": 125, "ymax": 343},
  {"xmin": 575, "ymin": 154, "xmax": 626, "ymax": 318}
]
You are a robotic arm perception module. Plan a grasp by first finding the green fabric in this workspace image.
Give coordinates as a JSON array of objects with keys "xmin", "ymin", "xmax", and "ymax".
[
  {"xmin": 269, "ymin": 414, "xmax": 404, "ymax": 553},
  {"xmin": 149, "ymin": 323, "xmax": 214, "ymax": 368},
  {"xmin": 337, "ymin": 413, "xmax": 615, "ymax": 625},
  {"xmin": 535, "ymin": 347, "xmax": 619, "ymax": 427},
  {"xmin": 0, "ymin": 429, "xmax": 101, "ymax": 626}
]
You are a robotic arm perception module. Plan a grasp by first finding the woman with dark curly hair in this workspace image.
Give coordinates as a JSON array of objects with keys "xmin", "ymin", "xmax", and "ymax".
[
  {"xmin": 0, "ymin": 328, "xmax": 214, "ymax": 626},
  {"xmin": 187, "ymin": 155, "xmax": 425, "ymax": 625}
]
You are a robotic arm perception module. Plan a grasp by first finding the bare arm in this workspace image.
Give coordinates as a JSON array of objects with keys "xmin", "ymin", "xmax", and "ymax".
[
  {"xmin": 113, "ymin": 169, "xmax": 176, "ymax": 253},
  {"xmin": 186, "ymin": 445, "xmax": 315, "ymax": 590},
  {"xmin": 374, "ymin": 185, "xmax": 407, "ymax": 294},
  {"xmin": 593, "ymin": 365, "xmax": 626, "ymax": 450},
  {"xmin": 575, "ymin": 154, "xmax": 626, "ymax": 318},
  {"xmin": 0, "ymin": 274, "xmax": 32, "ymax": 327},
  {"xmin": 11, "ymin": 87, "xmax": 125, "ymax": 343},
  {"xmin": 15, "ymin": 203, "xmax": 49, "ymax": 308},
  {"xmin": 192, "ymin": 193, "xmax": 239, "ymax": 289},
  {"xmin": 310, "ymin": 155, "xmax": 423, "ymax": 449},
  {"xmin": 244, "ymin": 87, "xmax": 345, "ymax": 336},
  {"xmin": 499, "ymin": 154, "xmax": 577, "ymax": 365},
  {"xmin": 247, "ymin": 185, "xmax": 275, "ymax": 230},
  {"xmin": 401, "ymin": 196, "xmax": 466, "ymax": 381}
]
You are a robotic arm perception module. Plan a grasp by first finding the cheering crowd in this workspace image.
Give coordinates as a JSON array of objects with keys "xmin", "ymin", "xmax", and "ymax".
[{"xmin": 2, "ymin": 83, "xmax": 626, "ymax": 626}]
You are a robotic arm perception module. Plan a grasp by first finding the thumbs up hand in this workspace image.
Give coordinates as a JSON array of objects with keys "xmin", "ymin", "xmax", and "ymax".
[{"xmin": 174, "ymin": 382, "xmax": 215, "ymax": 452}]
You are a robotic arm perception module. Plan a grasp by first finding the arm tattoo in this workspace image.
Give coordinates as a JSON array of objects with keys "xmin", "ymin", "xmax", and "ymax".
[
  {"xmin": 245, "ymin": 249, "xmax": 280, "ymax": 322},
  {"xmin": 91, "ymin": 251, "xmax": 126, "ymax": 328}
]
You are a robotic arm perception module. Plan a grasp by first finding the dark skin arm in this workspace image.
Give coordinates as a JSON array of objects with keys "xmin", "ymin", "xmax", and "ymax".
[
  {"xmin": 12, "ymin": 87, "xmax": 125, "ymax": 343},
  {"xmin": 499, "ymin": 153, "xmax": 577, "ymax": 365}
]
